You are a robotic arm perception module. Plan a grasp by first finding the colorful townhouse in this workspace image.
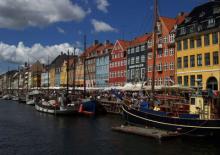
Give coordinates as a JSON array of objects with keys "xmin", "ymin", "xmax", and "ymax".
[
  {"xmin": 176, "ymin": 1, "xmax": 220, "ymax": 91},
  {"xmin": 109, "ymin": 40, "xmax": 129, "ymax": 86},
  {"xmin": 75, "ymin": 56, "xmax": 84, "ymax": 87},
  {"xmin": 30, "ymin": 61, "xmax": 43, "ymax": 88},
  {"xmin": 84, "ymin": 41, "xmax": 102, "ymax": 88},
  {"xmin": 95, "ymin": 41, "xmax": 113, "ymax": 88},
  {"xmin": 127, "ymin": 34, "xmax": 151, "ymax": 83},
  {"xmin": 49, "ymin": 52, "xmax": 68, "ymax": 88},
  {"xmin": 146, "ymin": 14, "xmax": 186, "ymax": 86},
  {"xmin": 41, "ymin": 65, "xmax": 49, "ymax": 87}
]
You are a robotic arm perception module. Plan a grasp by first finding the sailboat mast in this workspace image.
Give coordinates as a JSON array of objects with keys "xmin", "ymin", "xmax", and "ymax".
[
  {"xmin": 18, "ymin": 66, "xmax": 20, "ymax": 95},
  {"xmin": 47, "ymin": 56, "xmax": 50, "ymax": 95},
  {"xmin": 151, "ymin": 0, "xmax": 158, "ymax": 94},
  {"xmin": 67, "ymin": 50, "xmax": 70, "ymax": 95},
  {"xmin": 73, "ymin": 48, "xmax": 76, "ymax": 95},
  {"xmin": 83, "ymin": 35, "xmax": 87, "ymax": 98}
]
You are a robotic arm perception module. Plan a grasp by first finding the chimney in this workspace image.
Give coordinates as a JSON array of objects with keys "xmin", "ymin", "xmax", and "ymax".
[
  {"xmin": 94, "ymin": 40, "xmax": 99, "ymax": 46},
  {"xmin": 178, "ymin": 12, "xmax": 184, "ymax": 17},
  {"xmin": 104, "ymin": 40, "xmax": 110, "ymax": 46}
]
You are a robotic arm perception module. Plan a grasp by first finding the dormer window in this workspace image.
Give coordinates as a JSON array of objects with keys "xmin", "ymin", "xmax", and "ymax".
[
  {"xmin": 208, "ymin": 18, "xmax": 215, "ymax": 28},
  {"xmin": 185, "ymin": 17, "xmax": 191, "ymax": 23},
  {"xmin": 199, "ymin": 11, "xmax": 205, "ymax": 18},
  {"xmin": 213, "ymin": 7, "xmax": 220, "ymax": 14},
  {"xmin": 180, "ymin": 27, "xmax": 186, "ymax": 35},
  {"xmin": 197, "ymin": 25, "xmax": 203, "ymax": 32}
]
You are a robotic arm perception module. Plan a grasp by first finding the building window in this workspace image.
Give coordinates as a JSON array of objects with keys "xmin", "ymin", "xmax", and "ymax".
[
  {"xmin": 131, "ymin": 57, "xmax": 135, "ymax": 65},
  {"xmin": 164, "ymin": 63, "xmax": 169, "ymax": 71},
  {"xmin": 164, "ymin": 49, "xmax": 168, "ymax": 56},
  {"xmin": 148, "ymin": 40, "xmax": 152, "ymax": 48},
  {"xmin": 131, "ymin": 69, "xmax": 135, "ymax": 80},
  {"xmin": 197, "ymin": 54, "xmax": 202, "ymax": 66},
  {"xmin": 141, "ymin": 55, "xmax": 145, "ymax": 63},
  {"xmin": 212, "ymin": 32, "xmax": 218, "ymax": 44},
  {"xmin": 158, "ymin": 78, "xmax": 163, "ymax": 85},
  {"xmin": 190, "ymin": 75, "xmax": 195, "ymax": 87},
  {"xmin": 177, "ymin": 57, "xmax": 182, "ymax": 69},
  {"xmin": 169, "ymin": 48, "xmax": 174, "ymax": 56},
  {"xmin": 180, "ymin": 27, "xmax": 186, "ymax": 35},
  {"xmin": 157, "ymin": 49, "xmax": 163, "ymax": 57},
  {"xmin": 148, "ymin": 52, "xmax": 152, "ymax": 59},
  {"xmin": 127, "ymin": 70, "xmax": 130, "ymax": 80},
  {"xmin": 177, "ymin": 76, "xmax": 182, "ymax": 85},
  {"xmin": 169, "ymin": 33, "xmax": 175, "ymax": 43},
  {"xmin": 141, "ymin": 45, "xmax": 145, "ymax": 51},
  {"xmin": 131, "ymin": 48, "xmax": 135, "ymax": 54},
  {"xmin": 127, "ymin": 48, "xmax": 131, "ymax": 57},
  {"xmin": 183, "ymin": 39, "xmax": 188, "ymax": 50},
  {"xmin": 205, "ymin": 53, "xmax": 210, "ymax": 66},
  {"xmin": 184, "ymin": 76, "xmax": 188, "ymax": 86},
  {"xmin": 157, "ymin": 63, "xmax": 162, "ymax": 71},
  {"xmin": 141, "ymin": 68, "xmax": 145, "ymax": 80},
  {"xmin": 170, "ymin": 62, "xmax": 174, "ymax": 70},
  {"xmin": 184, "ymin": 56, "xmax": 188, "ymax": 68},
  {"xmin": 148, "ymin": 66, "xmax": 152, "ymax": 72},
  {"xmin": 213, "ymin": 51, "xmax": 219, "ymax": 65},
  {"xmin": 127, "ymin": 58, "xmax": 130, "ymax": 65},
  {"xmin": 136, "ymin": 56, "xmax": 140, "ymax": 63},
  {"xmin": 197, "ymin": 75, "xmax": 202, "ymax": 87},
  {"xmin": 164, "ymin": 36, "xmax": 168, "ymax": 43},
  {"xmin": 190, "ymin": 38, "xmax": 194, "ymax": 48},
  {"xmin": 197, "ymin": 36, "xmax": 202, "ymax": 47},
  {"xmin": 177, "ymin": 41, "xmax": 182, "ymax": 51},
  {"xmin": 208, "ymin": 18, "xmax": 215, "ymax": 27},
  {"xmin": 190, "ymin": 55, "xmax": 195, "ymax": 67},
  {"xmin": 204, "ymin": 34, "xmax": 210, "ymax": 46},
  {"xmin": 136, "ymin": 46, "xmax": 140, "ymax": 53}
]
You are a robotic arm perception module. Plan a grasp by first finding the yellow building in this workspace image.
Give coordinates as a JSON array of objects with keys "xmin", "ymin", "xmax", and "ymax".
[
  {"xmin": 49, "ymin": 67, "xmax": 55, "ymax": 87},
  {"xmin": 60, "ymin": 60, "xmax": 67, "ymax": 87},
  {"xmin": 75, "ymin": 56, "xmax": 84, "ymax": 87},
  {"xmin": 176, "ymin": 2, "xmax": 220, "ymax": 91}
]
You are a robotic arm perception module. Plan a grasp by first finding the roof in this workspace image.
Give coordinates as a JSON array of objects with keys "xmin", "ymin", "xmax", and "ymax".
[
  {"xmin": 96, "ymin": 43, "xmax": 113, "ymax": 56},
  {"xmin": 159, "ymin": 16, "xmax": 176, "ymax": 32},
  {"xmin": 129, "ymin": 33, "xmax": 152, "ymax": 48},
  {"xmin": 80, "ymin": 43, "xmax": 102, "ymax": 57},
  {"xmin": 118, "ymin": 40, "xmax": 130, "ymax": 49}
]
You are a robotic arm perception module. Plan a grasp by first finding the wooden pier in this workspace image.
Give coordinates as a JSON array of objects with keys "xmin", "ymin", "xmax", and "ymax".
[
  {"xmin": 99, "ymin": 99, "xmax": 122, "ymax": 115},
  {"xmin": 112, "ymin": 125, "xmax": 180, "ymax": 140}
]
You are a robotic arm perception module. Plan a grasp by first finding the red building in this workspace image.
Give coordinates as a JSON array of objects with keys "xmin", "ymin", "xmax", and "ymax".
[
  {"xmin": 146, "ymin": 14, "xmax": 186, "ymax": 86},
  {"xmin": 109, "ymin": 40, "xmax": 129, "ymax": 86}
]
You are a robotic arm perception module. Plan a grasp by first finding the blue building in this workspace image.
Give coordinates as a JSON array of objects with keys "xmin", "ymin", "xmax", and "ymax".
[{"xmin": 95, "ymin": 42, "xmax": 113, "ymax": 88}]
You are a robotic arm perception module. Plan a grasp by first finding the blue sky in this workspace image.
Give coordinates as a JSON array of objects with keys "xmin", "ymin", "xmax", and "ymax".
[{"xmin": 0, "ymin": 0, "xmax": 208, "ymax": 73}]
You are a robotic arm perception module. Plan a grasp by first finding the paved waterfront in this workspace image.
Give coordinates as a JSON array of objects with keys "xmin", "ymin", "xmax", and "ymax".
[{"xmin": 0, "ymin": 100, "xmax": 219, "ymax": 155}]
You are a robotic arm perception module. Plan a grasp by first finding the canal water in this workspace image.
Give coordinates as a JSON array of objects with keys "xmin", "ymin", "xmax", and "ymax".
[{"xmin": 0, "ymin": 100, "xmax": 219, "ymax": 155}]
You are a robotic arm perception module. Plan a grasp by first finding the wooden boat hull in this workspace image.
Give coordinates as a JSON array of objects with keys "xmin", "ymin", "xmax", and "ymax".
[{"xmin": 122, "ymin": 104, "xmax": 220, "ymax": 136}]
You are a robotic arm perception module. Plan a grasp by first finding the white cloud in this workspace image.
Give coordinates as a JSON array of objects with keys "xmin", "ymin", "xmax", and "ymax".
[
  {"xmin": 0, "ymin": 42, "xmax": 81, "ymax": 64},
  {"xmin": 0, "ymin": 0, "xmax": 88, "ymax": 29},
  {"xmin": 91, "ymin": 19, "xmax": 117, "ymax": 33},
  {"xmin": 96, "ymin": 0, "xmax": 109, "ymax": 13},
  {"xmin": 57, "ymin": 27, "xmax": 66, "ymax": 34}
]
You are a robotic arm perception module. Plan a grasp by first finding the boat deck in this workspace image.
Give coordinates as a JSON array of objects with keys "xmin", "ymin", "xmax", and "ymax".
[{"xmin": 112, "ymin": 125, "xmax": 180, "ymax": 140}]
